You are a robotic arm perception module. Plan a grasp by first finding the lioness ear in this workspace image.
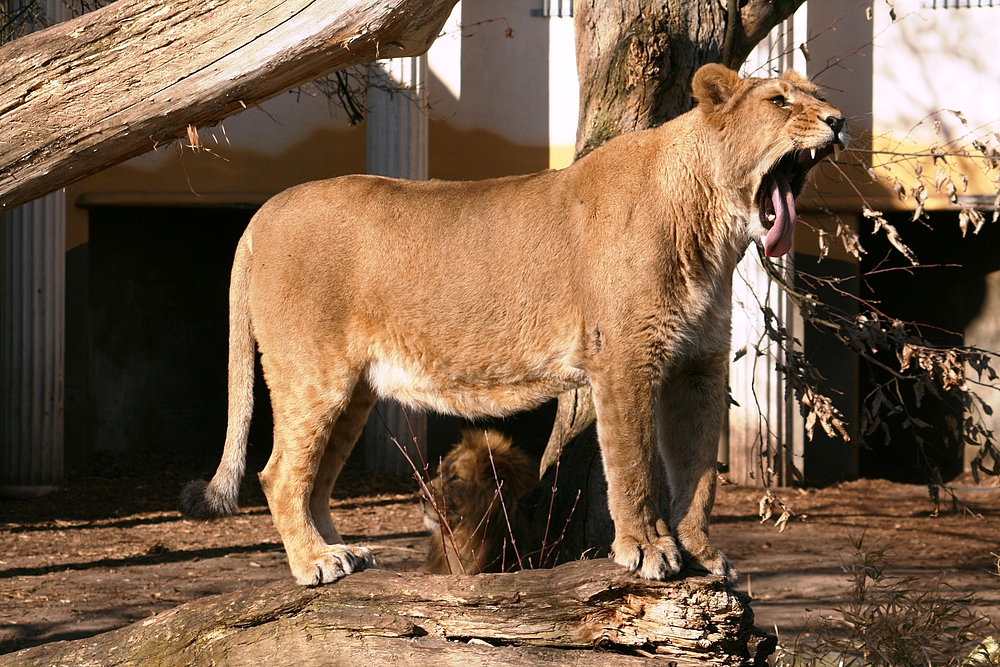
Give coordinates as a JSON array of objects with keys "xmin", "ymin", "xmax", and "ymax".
[
  {"xmin": 781, "ymin": 68, "xmax": 821, "ymax": 95},
  {"xmin": 692, "ymin": 63, "xmax": 741, "ymax": 112},
  {"xmin": 780, "ymin": 69, "xmax": 808, "ymax": 86}
]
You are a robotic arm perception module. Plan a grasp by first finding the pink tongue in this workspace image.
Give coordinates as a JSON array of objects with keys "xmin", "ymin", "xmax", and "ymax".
[{"xmin": 764, "ymin": 170, "xmax": 796, "ymax": 257}]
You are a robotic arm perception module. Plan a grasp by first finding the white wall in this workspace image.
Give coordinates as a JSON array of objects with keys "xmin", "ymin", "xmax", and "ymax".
[
  {"xmin": 873, "ymin": 1, "xmax": 1000, "ymax": 149},
  {"xmin": 427, "ymin": 0, "xmax": 578, "ymax": 168}
]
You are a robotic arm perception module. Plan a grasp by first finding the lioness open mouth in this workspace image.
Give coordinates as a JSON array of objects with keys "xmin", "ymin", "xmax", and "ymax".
[{"xmin": 757, "ymin": 144, "xmax": 837, "ymax": 257}]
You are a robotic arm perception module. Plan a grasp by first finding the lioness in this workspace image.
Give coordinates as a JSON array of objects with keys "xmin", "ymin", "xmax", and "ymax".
[
  {"xmin": 181, "ymin": 64, "xmax": 847, "ymax": 586},
  {"xmin": 422, "ymin": 429, "xmax": 538, "ymax": 575}
]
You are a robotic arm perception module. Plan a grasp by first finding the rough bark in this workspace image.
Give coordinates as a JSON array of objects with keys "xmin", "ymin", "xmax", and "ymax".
[
  {"xmin": 0, "ymin": 0, "xmax": 459, "ymax": 211},
  {"xmin": 540, "ymin": 386, "xmax": 596, "ymax": 477},
  {"xmin": 0, "ymin": 560, "xmax": 774, "ymax": 667},
  {"xmin": 526, "ymin": 422, "xmax": 615, "ymax": 567},
  {"xmin": 526, "ymin": 422, "xmax": 675, "ymax": 574}
]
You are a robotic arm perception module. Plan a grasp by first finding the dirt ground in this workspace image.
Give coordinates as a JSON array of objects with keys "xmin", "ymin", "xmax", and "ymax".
[{"xmin": 1, "ymin": 451, "xmax": 999, "ymax": 658}]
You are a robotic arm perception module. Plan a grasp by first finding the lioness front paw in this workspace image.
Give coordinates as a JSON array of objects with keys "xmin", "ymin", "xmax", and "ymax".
[
  {"xmin": 293, "ymin": 544, "xmax": 377, "ymax": 586},
  {"xmin": 688, "ymin": 545, "xmax": 739, "ymax": 585},
  {"xmin": 612, "ymin": 535, "xmax": 683, "ymax": 580}
]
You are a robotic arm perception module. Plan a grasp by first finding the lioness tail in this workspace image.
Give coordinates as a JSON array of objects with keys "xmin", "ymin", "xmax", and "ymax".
[{"xmin": 180, "ymin": 235, "xmax": 255, "ymax": 520}]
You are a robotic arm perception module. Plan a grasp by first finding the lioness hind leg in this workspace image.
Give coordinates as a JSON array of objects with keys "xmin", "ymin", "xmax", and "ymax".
[
  {"xmin": 309, "ymin": 383, "xmax": 378, "ymax": 544},
  {"xmin": 591, "ymin": 365, "xmax": 683, "ymax": 581},
  {"xmin": 258, "ymin": 374, "xmax": 375, "ymax": 586},
  {"xmin": 656, "ymin": 354, "xmax": 737, "ymax": 583}
]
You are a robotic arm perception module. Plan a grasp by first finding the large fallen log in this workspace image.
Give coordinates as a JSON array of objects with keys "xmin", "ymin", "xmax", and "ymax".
[
  {"xmin": 0, "ymin": 560, "xmax": 774, "ymax": 666},
  {"xmin": 0, "ymin": 0, "xmax": 459, "ymax": 210}
]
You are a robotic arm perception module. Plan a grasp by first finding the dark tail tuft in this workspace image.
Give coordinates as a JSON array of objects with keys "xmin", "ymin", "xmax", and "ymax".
[{"xmin": 179, "ymin": 479, "xmax": 225, "ymax": 520}]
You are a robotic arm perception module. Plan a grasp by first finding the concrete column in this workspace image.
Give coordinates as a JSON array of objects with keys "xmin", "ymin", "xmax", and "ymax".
[
  {"xmin": 1, "ymin": 192, "xmax": 66, "ymax": 497},
  {"xmin": 367, "ymin": 57, "xmax": 429, "ymax": 181},
  {"xmin": 0, "ymin": 1, "xmax": 72, "ymax": 498},
  {"xmin": 362, "ymin": 56, "xmax": 429, "ymax": 475},
  {"xmin": 724, "ymin": 8, "xmax": 811, "ymax": 487},
  {"xmin": 728, "ymin": 251, "xmax": 804, "ymax": 487}
]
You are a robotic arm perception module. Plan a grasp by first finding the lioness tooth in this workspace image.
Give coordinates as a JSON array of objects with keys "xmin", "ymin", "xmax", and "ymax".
[
  {"xmin": 767, "ymin": 213, "xmax": 776, "ymax": 222},
  {"xmin": 810, "ymin": 147, "xmax": 817, "ymax": 160},
  {"xmin": 833, "ymin": 144, "xmax": 841, "ymax": 160}
]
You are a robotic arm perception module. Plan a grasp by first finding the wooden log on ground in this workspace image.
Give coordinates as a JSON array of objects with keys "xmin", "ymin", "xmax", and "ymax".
[
  {"xmin": 0, "ymin": 0, "xmax": 459, "ymax": 210},
  {"xmin": 0, "ymin": 560, "xmax": 774, "ymax": 666}
]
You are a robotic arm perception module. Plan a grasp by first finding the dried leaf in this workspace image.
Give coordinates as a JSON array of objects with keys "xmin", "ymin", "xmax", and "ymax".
[
  {"xmin": 872, "ymin": 389, "xmax": 884, "ymax": 417},
  {"xmin": 870, "ymin": 213, "xmax": 920, "ymax": 265},
  {"xmin": 758, "ymin": 490, "xmax": 795, "ymax": 532},
  {"xmin": 818, "ymin": 228, "xmax": 830, "ymax": 261},
  {"xmin": 186, "ymin": 124, "xmax": 202, "ymax": 151},
  {"xmin": 912, "ymin": 184, "xmax": 927, "ymax": 222},
  {"xmin": 805, "ymin": 409, "xmax": 817, "ymax": 440},
  {"xmin": 959, "ymin": 206, "xmax": 986, "ymax": 237},
  {"xmin": 900, "ymin": 344, "xmax": 915, "ymax": 372},
  {"xmin": 946, "ymin": 109, "xmax": 968, "ymax": 127},
  {"xmin": 836, "ymin": 222, "xmax": 866, "ymax": 260},
  {"xmin": 758, "ymin": 495, "xmax": 773, "ymax": 523},
  {"xmin": 935, "ymin": 168, "xmax": 948, "ymax": 192}
]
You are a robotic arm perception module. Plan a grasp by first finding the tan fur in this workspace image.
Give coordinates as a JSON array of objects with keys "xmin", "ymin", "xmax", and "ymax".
[
  {"xmin": 421, "ymin": 430, "xmax": 538, "ymax": 574},
  {"xmin": 186, "ymin": 65, "xmax": 847, "ymax": 585}
]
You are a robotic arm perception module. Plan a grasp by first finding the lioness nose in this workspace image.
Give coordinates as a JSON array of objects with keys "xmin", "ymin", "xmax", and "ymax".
[{"xmin": 824, "ymin": 113, "xmax": 845, "ymax": 140}]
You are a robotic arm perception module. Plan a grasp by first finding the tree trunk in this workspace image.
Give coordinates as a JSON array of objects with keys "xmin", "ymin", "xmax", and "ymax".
[
  {"xmin": 573, "ymin": 0, "xmax": 807, "ymax": 158},
  {"xmin": 540, "ymin": 385, "xmax": 595, "ymax": 476},
  {"xmin": 0, "ymin": 0, "xmax": 459, "ymax": 211},
  {"xmin": 0, "ymin": 560, "xmax": 774, "ymax": 667},
  {"xmin": 540, "ymin": 0, "xmax": 808, "ymax": 541}
]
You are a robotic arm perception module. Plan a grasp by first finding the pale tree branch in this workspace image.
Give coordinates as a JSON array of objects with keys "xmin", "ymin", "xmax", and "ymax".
[{"xmin": 0, "ymin": 0, "xmax": 459, "ymax": 210}]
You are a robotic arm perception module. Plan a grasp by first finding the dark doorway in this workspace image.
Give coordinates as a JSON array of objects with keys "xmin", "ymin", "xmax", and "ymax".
[
  {"xmin": 858, "ymin": 209, "xmax": 1000, "ymax": 482},
  {"xmin": 79, "ymin": 205, "xmax": 557, "ymax": 478},
  {"xmin": 84, "ymin": 206, "xmax": 272, "ymax": 469}
]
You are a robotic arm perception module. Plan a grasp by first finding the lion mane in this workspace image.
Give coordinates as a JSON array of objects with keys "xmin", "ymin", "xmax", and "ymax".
[{"xmin": 421, "ymin": 429, "xmax": 539, "ymax": 575}]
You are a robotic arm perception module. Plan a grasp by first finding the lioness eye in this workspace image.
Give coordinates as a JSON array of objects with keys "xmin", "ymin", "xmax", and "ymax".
[{"xmin": 770, "ymin": 95, "xmax": 788, "ymax": 108}]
